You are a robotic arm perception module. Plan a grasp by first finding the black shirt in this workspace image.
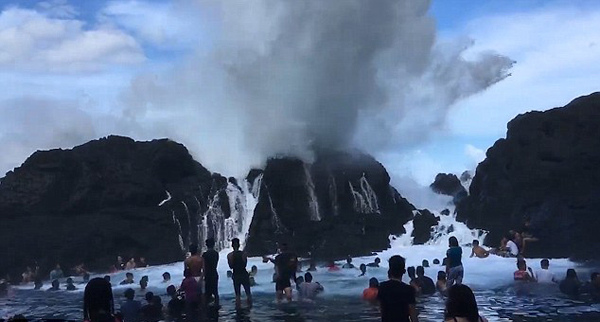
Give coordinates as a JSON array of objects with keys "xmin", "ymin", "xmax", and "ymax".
[
  {"xmin": 202, "ymin": 249, "xmax": 219, "ymax": 278},
  {"xmin": 416, "ymin": 276, "xmax": 436, "ymax": 295},
  {"xmin": 275, "ymin": 252, "xmax": 297, "ymax": 279},
  {"xmin": 377, "ymin": 279, "xmax": 416, "ymax": 322}
]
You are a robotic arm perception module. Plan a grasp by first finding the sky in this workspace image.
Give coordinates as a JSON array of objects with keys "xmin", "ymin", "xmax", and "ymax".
[{"xmin": 0, "ymin": 0, "xmax": 599, "ymax": 192}]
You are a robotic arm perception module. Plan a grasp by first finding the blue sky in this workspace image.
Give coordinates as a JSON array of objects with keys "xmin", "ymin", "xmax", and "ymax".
[{"xmin": 0, "ymin": 0, "xmax": 599, "ymax": 193}]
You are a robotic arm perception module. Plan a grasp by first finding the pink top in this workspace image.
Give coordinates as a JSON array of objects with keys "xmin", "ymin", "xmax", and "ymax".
[{"xmin": 180, "ymin": 277, "xmax": 199, "ymax": 302}]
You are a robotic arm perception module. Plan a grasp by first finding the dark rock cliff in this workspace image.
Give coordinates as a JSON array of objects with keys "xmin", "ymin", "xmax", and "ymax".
[
  {"xmin": 456, "ymin": 93, "xmax": 600, "ymax": 259},
  {"xmin": 0, "ymin": 136, "xmax": 233, "ymax": 279},
  {"xmin": 430, "ymin": 173, "xmax": 468, "ymax": 205},
  {"xmin": 244, "ymin": 151, "xmax": 415, "ymax": 258}
]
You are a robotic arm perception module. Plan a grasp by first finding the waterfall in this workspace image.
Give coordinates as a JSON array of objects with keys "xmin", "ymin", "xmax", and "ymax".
[
  {"xmin": 266, "ymin": 188, "xmax": 286, "ymax": 234},
  {"xmin": 348, "ymin": 174, "xmax": 380, "ymax": 214},
  {"xmin": 303, "ymin": 164, "xmax": 321, "ymax": 221},
  {"xmin": 241, "ymin": 175, "xmax": 261, "ymax": 245},
  {"xmin": 158, "ymin": 190, "xmax": 171, "ymax": 206},
  {"xmin": 171, "ymin": 210, "xmax": 186, "ymax": 252},
  {"xmin": 328, "ymin": 174, "xmax": 339, "ymax": 216}
]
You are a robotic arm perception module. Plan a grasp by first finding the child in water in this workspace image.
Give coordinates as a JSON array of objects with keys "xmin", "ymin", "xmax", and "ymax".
[
  {"xmin": 437, "ymin": 271, "xmax": 448, "ymax": 295},
  {"xmin": 362, "ymin": 277, "xmax": 379, "ymax": 304}
]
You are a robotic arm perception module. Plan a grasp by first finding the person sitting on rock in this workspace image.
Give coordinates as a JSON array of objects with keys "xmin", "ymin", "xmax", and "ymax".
[
  {"xmin": 125, "ymin": 258, "xmax": 137, "ymax": 270},
  {"xmin": 366, "ymin": 257, "xmax": 381, "ymax": 268},
  {"xmin": 359, "ymin": 264, "xmax": 367, "ymax": 277},
  {"xmin": 50, "ymin": 264, "xmax": 64, "ymax": 280},
  {"xmin": 560, "ymin": 269, "xmax": 581, "ymax": 298},
  {"xmin": 342, "ymin": 256, "xmax": 356, "ymax": 269},
  {"xmin": 116, "ymin": 256, "xmax": 125, "ymax": 271},
  {"xmin": 437, "ymin": 271, "xmax": 448, "ymax": 295},
  {"xmin": 120, "ymin": 272, "xmax": 135, "ymax": 285},
  {"xmin": 298, "ymin": 272, "xmax": 324, "ymax": 302},
  {"xmin": 48, "ymin": 279, "xmax": 60, "ymax": 291},
  {"xmin": 21, "ymin": 267, "xmax": 33, "ymax": 284},
  {"xmin": 535, "ymin": 259, "xmax": 556, "ymax": 284},
  {"xmin": 415, "ymin": 266, "xmax": 436, "ymax": 295},
  {"xmin": 491, "ymin": 234, "xmax": 519, "ymax": 257},
  {"xmin": 138, "ymin": 257, "xmax": 148, "ymax": 268},
  {"xmin": 470, "ymin": 240, "xmax": 489, "ymax": 258},
  {"xmin": 66, "ymin": 277, "xmax": 77, "ymax": 291},
  {"xmin": 513, "ymin": 259, "xmax": 535, "ymax": 282},
  {"xmin": 520, "ymin": 218, "xmax": 539, "ymax": 256},
  {"xmin": 162, "ymin": 272, "xmax": 171, "ymax": 283},
  {"xmin": 362, "ymin": 277, "xmax": 379, "ymax": 304}
]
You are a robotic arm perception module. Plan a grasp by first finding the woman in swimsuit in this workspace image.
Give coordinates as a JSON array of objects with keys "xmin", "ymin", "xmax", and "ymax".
[{"xmin": 444, "ymin": 284, "xmax": 488, "ymax": 322}]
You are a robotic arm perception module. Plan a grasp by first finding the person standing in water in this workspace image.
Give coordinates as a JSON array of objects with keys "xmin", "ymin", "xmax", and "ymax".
[
  {"xmin": 274, "ymin": 243, "xmax": 298, "ymax": 303},
  {"xmin": 446, "ymin": 237, "xmax": 464, "ymax": 288},
  {"xmin": 377, "ymin": 255, "xmax": 419, "ymax": 322},
  {"xmin": 184, "ymin": 244, "xmax": 204, "ymax": 305},
  {"xmin": 227, "ymin": 238, "xmax": 252, "ymax": 308},
  {"xmin": 84, "ymin": 277, "xmax": 114, "ymax": 322},
  {"xmin": 202, "ymin": 238, "xmax": 220, "ymax": 306}
]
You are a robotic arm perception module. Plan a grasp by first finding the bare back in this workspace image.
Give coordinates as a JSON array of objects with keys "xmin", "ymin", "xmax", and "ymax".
[{"xmin": 185, "ymin": 254, "xmax": 204, "ymax": 277}]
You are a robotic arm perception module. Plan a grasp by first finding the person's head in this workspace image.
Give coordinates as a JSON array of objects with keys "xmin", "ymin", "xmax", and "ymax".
[
  {"xmin": 433, "ymin": 258, "xmax": 440, "ymax": 265},
  {"xmin": 166, "ymin": 285, "xmax": 177, "ymax": 296},
  {"xmin": 472, "ymin": 240, "xmax": 479, "ymax": 246},
  {"xmin": 517, "ymin": 260, "xmax": 527, "ymax": 271},
  {"xmin": 141, "ymin": 275, "xmax": 148, "ymax": 282},
  {"xmin": 416, "ymin": 266, "xmax": 425, "ymax": 277},
  {"xmin": 184, "ymin": 269, "xmax": 192, "ymax": 278},
  {"xmin": 407, "ymin": 266, "xmax": 416, "ymax": 279},
  {"xmin": 34, "ymin": 279, "xmax": 43, "ymax": 289},
  {"xmin": 189, "ymin": 244, "xmax": 198, "ymax": 255},
  {"xmin": 140, "ymin": 280, "xmax": 148, "ymax": 290},
  {"xmin": 449, "ymin": 236, "xmax": 459, "ymax": 247},
  {"xmin": 360, "ymin": 263, "xmax": 366, "ymax": 273},
  {"xmin": 296, "ymin": 276, "xmax": 304, "ymax": 284},
  {"xmin": 124, "ymin": 288, "xmax": 135, "ymax": 300},
  {"xmin": 304, "ymin": 272, "xmax": 313, "ymax": 283},
  {"xmin": 541, "ymin": 259, "xmax": 550, "ymax": 269},
  {"xmin": 437, "ymin": 271, "xmax": 447, "ymax": 281},
  {"xmin": 50, "ymin": 279, "xmax": 59, "ymax": 289},
  {"xmin": 251, "ymin": 265, "xmax": 258, "ymax": 274},
  {"xmin": 388, "ymin": 255, "xmax": 406, "ymax": 279},
  {"xmin": 231, "ymin": 238, "xmax": 240, "ymax": 250},
  {"xmin": 126, "ymin": 272, "xmax": 133, "ymax": 281},
  {"xmin": 445, "ymin": 284, "xmax": 479, "ymax": 322},
  {"xmin": 206, "ymin": 238, "xmax": 215, "ymax": 249},
  {"xmin": 104, "ymin": 275, "xmax": 111, "ymax": 283},
  {"xmin": 346, "ymin": 256, "xmax": 352, "ymax": 264},
  {"xmin": 369, "ymin": 277, "xmax": 379, "ymax": 288},
  {"xmin": 422, "ymin": 259, "xmax": 429, "ymax": 268},
  {"xmin": 162, "ymin": 272, "xmax": 171, "ymax": 281},
  {"xmin": 83, "ymin": 273, "xmax": 90, "ymax": 282},
  {"xmin": 442, "ymin": 257, "xmax": 448, "ymax": 266},
  {"xmin": 129, "ymin": 258, "xmax": 135, "ymax": 263},
  {"xmin": 566, "ymin": 269, "xmax": 578, "ymax": 280},
  {"xmin": 145, "ymin": 291, "xmax": 154, "ymax": 303},
  {"xmin": 374, "ymin": 258, "xmax": 381, "ymax": 264},
  {"xmin": 226, "ymin": 270, "xmax": 233, "ymax": 278},
  {"xmin": 67, "ymin": 277, "xmax": 74, "ymax": 285},
  {"xmin": 152, "ymin": 295, "xmax": 161, "ymax": 306},
  {"xmin": 140, "ymin": 257, "xmax": 146, "ymax": 263}
]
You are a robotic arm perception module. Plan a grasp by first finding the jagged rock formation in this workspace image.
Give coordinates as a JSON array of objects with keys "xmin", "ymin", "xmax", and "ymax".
[
  {"xmin": 430, "ymin": 173, "xmax": 468, "ymax": 204},
  {"xmin": 411, "ymin": 209, "xmax": 440, "ymax": 245},
  {"xmin": 245, "ymin": 151, "xmax": 415, "ymax": 258},
  {"xmin": 0, "ymin": 136, "xmax": 252, "ymax": 280},
  {"xmin": 456, "ymin": 93, "xmax": 600, "ymax": 259}
]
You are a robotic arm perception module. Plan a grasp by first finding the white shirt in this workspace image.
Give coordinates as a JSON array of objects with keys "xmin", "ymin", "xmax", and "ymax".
[
  {"xmin": 536, "ymin": 269, "xmax": 555, "ymax": 283},
  {"xmin": 506, "ymin": 240, "xmax": 519, "ymax": 256}
]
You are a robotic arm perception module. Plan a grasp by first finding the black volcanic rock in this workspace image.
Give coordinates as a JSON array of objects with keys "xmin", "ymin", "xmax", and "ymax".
[
  {"xmin": 412, "ymin": 209, "xmax": 440, "ymax": 245},
  {"xmin": 430, "ymin": 173, "xmax": 468, "ymax": 204},
  {"xmin": 0, "ymin": 136, "xmax": 234, "ymax": 280},
  {"xmin": 245, "ymin": 151, "xmax": 415, "ymax": 259},
  {"xmin": 456, "ymin": 93, "xmax": 600, "ymax": 259}
]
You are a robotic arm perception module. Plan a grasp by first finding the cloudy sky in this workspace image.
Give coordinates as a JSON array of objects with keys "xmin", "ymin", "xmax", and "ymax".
[{"xmin": 0, "ymin": 0, "xmax": 599, "ymax": 190}]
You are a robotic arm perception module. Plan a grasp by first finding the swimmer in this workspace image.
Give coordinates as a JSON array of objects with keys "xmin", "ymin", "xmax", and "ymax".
[
  {"xmin": 513, "ymin": 260, "xmax": 535, "ymax": 282},
  {"xmin": 249, "ymin": 265, "xmax": 258, "ymax": 287},
  {"xmin": 433, "ymin": 259, "xmax": 440, "ymax": 265},
  {"xmin": 295, "ymin": 276, "xmax": 304, "ymax": 291},
  {"xmin": 298, "ymin": 272, "xmax": 323, "ymax": 301},
  {"xmin": 362, "ymin": 277, "xmax": 379, "ymax": 304},
  {"xmin": 273, "ymin": 243, "xmax": 298, "ymax": 303},
  {"xmin": 535, "ymin": 259, "xmax": 556, "ymax": 284},
  {"xmin": 366, "ymin": 257, "xmax": 381, "ymax": 268},
  {"xmin": 140, "ymin": 276, "xmax": 148, "ymax": 290},
  {"xmin": 184, "ymin": 244, "xmax": 204, "ymax": 281},
  {"xmin": 227, "ymin": 238, "xmax": 252, "ymax": 308},
  {"xmin": 342, "ymin": 256, "xmax": 356, "ymax": 269},
  {"xmin": 560, "ymin": 269, "xmax": 581, "ymax": 298},
  {"xmin": 120, "ymin": 272, "xmax": 135, "ymax": 285},
  {"xmin": 34, "ymin": 277, "xmax": 43, "ymax": 290},
  {"xmin": 422, "ymin": 260, "xmax": 430, "ymax": 268},
  {"xmin": 327, "ymin": 260, "xmax": 340, "ymax": 272},
  {"xmin": 436, "ymin": 271, "xmax": 447, "ymax": 295},
  {"xmin": 48, "ymin": 279, "xmax": 60, "ymax": 291},
  {"xmin": 415, "ymin": 266, "xmax": 436, "ymax": 295},
  {"xmin": 470, "ymin": 240, "xmax": 490, "ymax": 258},
  {"xmin": 226, "ymin": 270, "xmax": 233, "ymax": 279},
  {"xmin": 120, "ymin": 288, "xmax": 142, "ymax": 322},
  {"xmin": 407, "ymin": 266, "xmax": 420, "ymax": 293},
  {"xmin": 66, "ymin": 278, "xmax": 77, "ymax": 291},
  {"xmin": 359, "ymin": 264, "xmax": 367, "ymax": 277},
  {"xmin": 83, "ymin": 278, "xmax": 114, "ymax": 322},
  {"xmin": 162, "ymin": 272, "xmax": 171, "ymax": 283},
  {"xmin": 83, "ymin": 273, "xmax": 90, "ymax": 284}
]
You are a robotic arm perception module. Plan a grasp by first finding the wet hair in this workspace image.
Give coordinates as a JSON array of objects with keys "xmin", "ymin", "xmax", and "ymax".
[
  {"xmin": 166, "ymin": 285, "xmax": 176, "ymax": 296},
  {"xmin": 540, "ymin": 259, "xmax": 549, "ymax": 268},
  {"xmin": 189, "ymin": 244, "xmax": 198, "ymax": 255},
  {"xmin": 422, "ymin": 259, "xmax": 429, "ymax": 267},
  {"xmin": 416, "ymin": 266, "xmax": 425, "ymax": 277},
  {"xmin": 83, "ymin": 278, "xmax": 114, "ymax": 321},
  {"xmin": 296, "ymin": 276, "xmax": 304, "ymax": 284},
  {"xmin": 517, "ymin": 260, "xmax": 526, "ymax": 270},
  {"xmin": 163, "ymin": 272, "xmax": 171, "ymax": 280},
  {"xmin": 126, "ymin": 272, "xmax": 133, "ymax": 278},
  {"xmin": 388, "ymin": 255, "xmax": 406, "ymax": 279},
  {"xmin": 145, "ymin": 291, "xmax": 154, "ymax": 302},
  {"xmin": 566, "ymin": 269, "xmax": 578, "ymax": 280},
  {"xmin": 472, "ymin": 240, "xmax": 479, "ymax": 246},
  {"xmin": 251, "ymin": 265, "xmax": 258, "ymax": 272},
  {"xmin": 227, "ymin": 270, "xmax": 233, "ymax": 278},
  {"xmin": 141, "ymin": 276, "xmax": 148, "ymax": 282},
  {"xmin": 442, "ymin": 258, "xmax": 448, "ymax": 266},
  {"xmin": 124, "ymin": 288, "xmax": 135, "ymax": 300},
  {"xmin": 449, "ymin": 236, "xmax": 459, "ymax": 247},
  {"xmin": 346, "ymin": 257, "xmax": 352, "ymax": 263},
  {"xmin": 140, "ymin": 280, "xmax": 148, "ymax": 290},
  {"xmin": 104, "ymin": 275, "xmax": 111, "ymax": 282},
  {"xmin": 437, "ymin": 271, "xmax": 447, "ymax": 280},
  {"xmin": 184, "ymin": 269, "xmax": 192, "ymax": 278},
  {"xmin": 206, "ymin": 238, "xmax": 216, "ymax": 249},
  {"xmin": 433, "ymin": 259, "xmax": 440, "ymax": 265},
  {"xmin": 445, "ymin": 284, "xmax": 480, "ymax": 322},
  {"xmin": 304, "ymin": 272, "xmax": 313, "ymax": 283},
  {"xmin": 66, "ymin": 277, "xmax": 74, "ymax": 284},
  {"xmin": 360, "ymin": 263, "xmax": 366, "ymax": 272},
  {"xmin": 374, "ymin": 257, "xmax": 381, "ymax": 263},
  {"xmin": 407, "ymin": 266, "xmax": 416, "ymax": 279},
  {"xmin": 52, "ymin": 279, "xmax": 60, "ymax": 288},
  {"xmin": 231, "ymin": 238, "xmax": 240, "ymax": 249},
  {"xmin": 369, "ymin": 277, "xmax": 379, "ymax": 288}
]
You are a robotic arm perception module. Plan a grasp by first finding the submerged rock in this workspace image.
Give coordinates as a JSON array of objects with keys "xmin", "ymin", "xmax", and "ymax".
[{"xmin": 456, "ymin": 92, "xmax": 600, "ymax": 259}]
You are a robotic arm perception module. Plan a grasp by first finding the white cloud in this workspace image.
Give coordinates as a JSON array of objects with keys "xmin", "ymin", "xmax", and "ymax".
[
  {"xmin": 464, "ymin": 144, "xmax": 486, "ymax": 165},
  {"xmin": 0, "ymin": 6, "xmax": 144, "ymax": 72}
]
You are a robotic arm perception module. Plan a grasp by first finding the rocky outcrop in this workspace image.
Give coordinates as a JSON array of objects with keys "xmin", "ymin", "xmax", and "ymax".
[
  {"xmin": 430, "ymin": 173, "xmax": 468, "ymax": 204},
  {"xmin": 456, "ymin": 93, "xmax": 600, "ymax": 259},
  {"xmin": 411, "ymin": 209, "xmax": 440, "ymax": 245},
  {"xmin": 0, "ymin": 136, "xmax": 247, "ymax": 280},
  {"xmin": 245, "ymin": 151, "xmax": 415, "ymax": 258}
]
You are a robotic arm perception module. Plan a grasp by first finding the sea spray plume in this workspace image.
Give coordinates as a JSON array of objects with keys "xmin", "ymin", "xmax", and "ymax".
[{"xmin": 121, "ymin": 0, "xmax": 513, "ymax": 176}]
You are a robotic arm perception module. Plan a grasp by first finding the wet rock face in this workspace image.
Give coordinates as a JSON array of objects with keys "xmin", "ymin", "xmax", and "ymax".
[
  {"xmin": 411, "ymin": 209, "xmax": 440, "ymax": 245},
  {"xmin": 456, "ymin": 93, "xmax": 600, "ymax": 259},
  {"xmin": 0, "ymin": 136, "xmax": 228, "ymax": 279},
  {"xmin": 430, "ymin": 173, "xmax": 468, "ymax": 205},
  {"xmin": 245, "ymin": 151, "xmax": 415, "ymax": 259}
]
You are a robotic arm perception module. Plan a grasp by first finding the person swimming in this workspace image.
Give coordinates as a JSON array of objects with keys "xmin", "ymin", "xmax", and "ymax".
[
  {"xmin": 140, "ymin": 276, "xmax": 149, "ymax": 290},
  {"xmin": 249, "ymin": 265, "xmax": 258, "ymax": 287},
  {"xmin": 422, "ymin": 260, "xmax": 430, "ymax": 268},
  {"xmin": 513, "ymin": 260, "xmax": 535, "ymax": 282},
  {"xmin": 295, "ymin": 276, "xmax": 304, "ymax": 292},
  {"xmin": 359, "ymin": 264, "xmax": 367, "ymax": 277},
  {"xmin": 298, "ymin": 272, "xmax": 324, "ymax": 301},
  {"xmin": 342, "ymin": 256, "xmax": 356, "ymax": 269},
  {"xmin": 48, "ymin": 279, "xmax": 60, "ymax": 291},
  {"xmin": 535, "ymin": 259, "xmax": 556, "ymax": 284},
  {"xmin": 362, "ymin": 277, "xmax": 379, "ymax": 304},
  {"xmin": 470, "ymin": 240, "xmax": 489, "ymax": 258},
  {"xmin": 444, "ymin": 284, "xmax": 489, "ymax": 322},
  {"xmin": 437, "ymin": 271, "xmax": 448, "ymax": 295},
  {"xmin": 407, "ymin": 266, "xmax": 420, "ymax": 293},
  {"xmin": 366, "ymin": 257, "xmax": 381, "ymax": 268},
  {"xmin": 120, "ymin": 272, "xmax": 135, "ymax": 285},
  {"xmin": 327, "ymin": 260, "xmax": 340, "ymax": 272},
  {"xmin": 162, "ymin": 272, "xmax": 171, "ymax": 283},
  {"xmin": 34, "ymin": 277, "xmax": 43, "ymax": 290},
  {"xmin": 433, "ymin": 259, "xmax": 440, "ymax": 265},
  {"xmin": 416, "ymin": 266, "xmax": 436, "ymax": 295},
  {"xmin": 560, "ymin": 269, "xmax": 581, "ymax": 298},
  {"xmin": 66, "ymin": 278, "xmax": 77, "ymax": 291},
  {"xmin": 120, "ymin": 288, "xmax": 142, "ymax": 322}
]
